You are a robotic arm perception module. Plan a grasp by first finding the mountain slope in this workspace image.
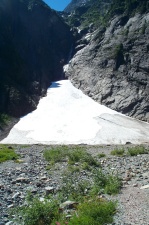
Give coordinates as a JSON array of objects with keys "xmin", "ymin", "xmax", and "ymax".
[
  {"xmin": 0, "ymin": 0, "xmax": 73, "ymax": 118},
  {"xmin": 64, "ymin": 0, "xmax": 149, "ymax": 121}
]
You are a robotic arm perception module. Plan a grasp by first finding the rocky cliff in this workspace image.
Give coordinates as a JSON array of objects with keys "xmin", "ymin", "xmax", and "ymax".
[
  {"xmin": 64, "ymin": 0, "xmax": 149, "ymax": 121},
  {"xmin": 0, "ymin": 0, "xmax": 73, "ymax": 118}
]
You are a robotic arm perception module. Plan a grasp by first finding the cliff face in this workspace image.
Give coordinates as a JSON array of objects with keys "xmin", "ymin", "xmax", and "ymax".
[
  {"xmin": 64, "ymin": 0, "xmax": 149, "ymax": 121},
  {"xmin": 0, "ymin": 0, "xmax": 73, "ymax": 117}
]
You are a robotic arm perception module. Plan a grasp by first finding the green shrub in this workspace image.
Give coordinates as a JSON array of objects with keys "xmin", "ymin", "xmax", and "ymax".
[
  {"xmin": 11, "ymin": 197, "xmax": 59, "ymax": 225},
  {"xmin": 110, "ymin": 149, "xmax": 125, "ymax": 156},
  {"xmin": 0, "ymin": 145, "xmax": 18, "ymax": 163},
  {"xmin": 0, "ymin": 113, "xmax": 10, "ymax": 126},
  {"xmin": 92, "ymin": 169, "xmax": 122, "ymax": 195},
  {"xmin": 44, "ymin": 146, "xmax": 69, "ymax": 164},
  {"xmin": 68, "ymin": 198, "xmax": 116, "ymax": 225},
  {"xmin": 60, "ymin": 171, "xmax": 91, "ymax": 201},
  {"xmin": 127, "ymin": 146, "xmax": 147, "ymax": 156},
  {"xmin": 44, "ymin": 146, "xmax": 99, "ymax": 167},
  {"xmin": 98, "ymin": 153, "xmax": 106, "ymax": 158}
]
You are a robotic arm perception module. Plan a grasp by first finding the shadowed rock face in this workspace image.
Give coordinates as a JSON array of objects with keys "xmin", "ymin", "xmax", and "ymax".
[
  {"xmin": 0, "ymin": 0, "xmax": 73, "ymax": 117},
  {"xmin": 65, "ymin": 12, "xmax": 149, "ymax": 122}
]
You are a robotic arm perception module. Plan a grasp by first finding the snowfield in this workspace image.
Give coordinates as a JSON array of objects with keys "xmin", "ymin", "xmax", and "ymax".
[{"xmin": 1, "ymin": 80, "xmax": 149, "ymax": 145}]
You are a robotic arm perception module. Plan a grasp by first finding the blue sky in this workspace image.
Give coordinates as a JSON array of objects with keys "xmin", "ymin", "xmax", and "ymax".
[{"xmin": 43, "ymin": 0, "xmax": 71, "ymax": 11}]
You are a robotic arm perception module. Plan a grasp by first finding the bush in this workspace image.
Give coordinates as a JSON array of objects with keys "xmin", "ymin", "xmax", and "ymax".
[
  {"xmin": 44, "ymin": 146, "xmax": 99, "ymax": 167},
  {"xmin": 92, "ymin": 169, "xmax": 122, "ymax": 195},
  {"xmin": 110, "ymin": 149, "xmax": 125, "ymax": 156},
  {"xmin": 98, "ymin": 153, "xmax": 106, "ymax": 158},
  {"xmin": 11, "ymin": 197, "xmax": 59, "ymax": 225},
  {"xmin": 127, "ymin": 146, "xmax": 147, "ymax": 156},
  {"xmin": 0, "ymin": 145, "xmax": 18, "ymax": 163},
  {"xmin": 44, "ymin": 146, "xmax": 69, "ymax": 164},
  {"xmin": 67, "ymin": 198, "xmax": 116, "ymax": 225}
]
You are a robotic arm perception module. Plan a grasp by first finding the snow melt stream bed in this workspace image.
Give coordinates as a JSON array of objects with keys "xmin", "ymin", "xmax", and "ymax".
[{"xmin": 1, "ymin": 80, "xmax": 149, "ymax": 145}]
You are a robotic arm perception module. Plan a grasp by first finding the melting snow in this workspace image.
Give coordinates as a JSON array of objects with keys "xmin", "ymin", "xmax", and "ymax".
[{"xmin": 1, "ymin": 80, "xmax": 149, "ymax": 145}]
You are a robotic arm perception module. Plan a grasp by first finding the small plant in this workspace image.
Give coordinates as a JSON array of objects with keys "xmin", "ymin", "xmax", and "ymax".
[
  {"xmin": 0, "ymin": 113, "xmax": 10, "ymax": 126},
  {"xmin": 68, "ymin": 165, "xmax": 80, "ymax": 173},
  {"xmin": 98, "ymin": 153, "xmax": 106, "ymax": 158},
  {"xmin": 67, "ymin": 198, "xmax": 117, "ymax": 225},
  {"xmin": 11, "ymin": 196, "xmax": 59, "ymax": 225},
  {"xmin": 60, "ymin": 170, "xmax": 91, "ymax": 201},
  {"xmin": 0, "ymin": 145, "xmax": 18, "ymax": 163},
  {"xmin": 44, "ymin": 146, "xmax": 99, "ymax": 167},
  {"xmin": 92, "ymin": 169, "xmax": 122, "ymax": 195},
  {"xmin": 127, "ymin": 146, "xmax": 147, "ymax": 156},
  {"xmin": 44, "ymin": 146, "xmax": 69, "ymax": 164},
  {"xmin": 110, "ymin": 149, "xmax": 125, "ymax": 156}
]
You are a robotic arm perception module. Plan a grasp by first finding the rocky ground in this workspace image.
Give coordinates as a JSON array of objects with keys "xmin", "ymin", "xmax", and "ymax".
[{"xmin": 0, "ymin": 144, "xmax": 149, "ymax": 225}]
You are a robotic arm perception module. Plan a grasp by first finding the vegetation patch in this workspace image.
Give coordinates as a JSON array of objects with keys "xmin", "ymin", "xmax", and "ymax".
[
  {"xmin": 65, "ymin": 198, "xmax": 116, "ymax": 225},
  {"xmin": 127, "ymin": 145, "xmax": 147, "ymax": 156},
  {"xmin": 44, "ymin": 146, "xmax": 99, "ymax": 167},
  {"xmin": 92, "ymin": 169, "xmax": 122, "ymax": 195},
  {"xmin": 11, "ymin": 196, "xmax": 59, "ymax": 225},
  {"xmin": 110, "ymin": 149, "xmax": 125, "ymax": 156},
  {"xmin": 0, "ymin": 145, "xmax": 18, "ymax": 163},
  {"xmin": 10, "ymin": 145, "xmax": 124, "ymax": 225},
  {"xmin": 0, "ymin": 113, "xmax": 10, "ymax": 126},
  {"xmin": 97, "ymin": 153, "xmax": 106, "ymax": 158}
]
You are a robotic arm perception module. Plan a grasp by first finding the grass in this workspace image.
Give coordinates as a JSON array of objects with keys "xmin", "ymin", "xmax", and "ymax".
[
  {"xmin": 11, "ymin": 196, "xmax": 59, "ymax": 225},
  {"xmin": 12, "ymin": 195, "xmax": 116, "ymax": 225},
  {"xmin": 67, "ymin": 199, "xmax": 116, "ymax": 225},
  {"xmin": 127, "ymin": 146, "xmax": 147, "ymax": 156},
  {"xmin": 110, "ymin": 149, "xmax": 125, "ymax": 156},
  {"xmin": 60, "ymin": 170, "xmax": 91, "ymax": 201},
  {"xmin": 98, "ymin": 153, "xmax": 106, "ymax": 158},
  {"xmin": 0, "ymin": 145, "xmax": 19, "ymax": 163},
  {"xmin": 44, "ymin": 146, "xmax": 99, "ymax": 168},
  {"xmin": 92, "ymin": 169, "xmax": 122, "ymax": 195}
]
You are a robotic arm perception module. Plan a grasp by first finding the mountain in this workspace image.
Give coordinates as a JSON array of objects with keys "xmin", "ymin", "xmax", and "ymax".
[
  {"xmin": 0, "ymin": 0, "xmax": 149, "ymax": 131},
  {"xmin": 64, "ymin": 0, "xmax": 149, "ymax": 122},
  {"xmin": 0, "ymin": 0, "xmax": 73, "ymax": 119}
]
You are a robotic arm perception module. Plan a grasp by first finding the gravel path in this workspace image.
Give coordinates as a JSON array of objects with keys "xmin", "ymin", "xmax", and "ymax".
[{"xmin": 0, "ymin": 144, "xmax": 149, "ymax": 225}]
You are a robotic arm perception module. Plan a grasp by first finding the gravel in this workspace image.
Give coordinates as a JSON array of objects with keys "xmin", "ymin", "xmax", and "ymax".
[{"xmin": 0, "ymin": 144, "xmax": 149, "ymax": 225}]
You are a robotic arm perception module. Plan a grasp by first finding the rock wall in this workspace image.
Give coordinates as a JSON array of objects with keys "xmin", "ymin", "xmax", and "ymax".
[
  {"xmin": 0, "ymin": 0, "xmax": 73, "ymax": 117},
  {"xmin": 65, "ymin": 13, "xmax": 149, "ymax": 121}
]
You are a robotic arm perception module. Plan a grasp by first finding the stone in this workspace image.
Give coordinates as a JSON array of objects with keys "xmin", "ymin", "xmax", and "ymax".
[
  {"xmin": 140, "ymin": 184, "xmax": 149, "ymax": 189},
  {"xmin": 45, "ymin": 186, "xmax": 54, "ymax": 195},
  {"xmin": 60, "ymin": 201, "xmax": 78, "ymax": 210},
  {"xmin": 12, "ymin": 192, "xmax": 20, "ymax": 199},
  {"xmin": 16, "ymin": 177, "xmax": 29, "ymax": 183},
  {"xmin": 5, "ymin": 222, "xmax": 13, "ymax": 225}
]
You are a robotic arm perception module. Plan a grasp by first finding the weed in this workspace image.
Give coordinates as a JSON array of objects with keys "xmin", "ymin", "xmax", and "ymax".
[
  {"xmin": 60, "ymin": 171, "xmax": 91, "ymax": 201},
  {"xmin": 44, "ymin": 146, "xmax": 99, "ymax": 167},
  {"xmin": 68, "ymin": 165, "xmax": 80, "ymax": 173},
  {"xmin": 11, "ymin": 196, "xmax": 59, "ymax": 225},
  {"xmin": 0, "ymin": 145, "xmax": 18, "ymax": 163},
  {"xmin": 110, "ymin": 149, "xmax": 125, "ymax": 156},
  {"xmin": 92, "ymin": 169, "xmax": 122, "ymax": 195},
  {"xmin": 68, "ymin": 198, "xmax": 117, "ymax": 225},
  {"xmin": 44, "ymin": 146, "xmax": 69, "ymax": 164},
  {"xmin": 98, "ymin": 153, "xmax": 106, "ymax": 158},
  {"xmin": 127, "ymin": 146, "xmax": 147, "ymax": 156}
]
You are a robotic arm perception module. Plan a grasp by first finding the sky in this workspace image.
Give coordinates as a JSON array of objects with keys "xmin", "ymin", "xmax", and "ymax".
[{"xmin": 43, "ymin": 0, "xmax": 71, "ymax": 11}]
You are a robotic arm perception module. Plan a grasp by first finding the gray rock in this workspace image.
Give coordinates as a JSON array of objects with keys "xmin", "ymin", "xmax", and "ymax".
[
  {"xmin": 65, "ymin": 13, "xmax": 149, "ymax": 122},
  {"xmin": 45, "ymin": 186, "xmax": 54, "ymax": 195}
]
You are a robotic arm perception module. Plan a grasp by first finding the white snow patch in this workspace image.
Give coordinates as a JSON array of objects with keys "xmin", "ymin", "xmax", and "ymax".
[{"xmin": 1, "ymin": 80, "xmax": 149, "ymax": 145}]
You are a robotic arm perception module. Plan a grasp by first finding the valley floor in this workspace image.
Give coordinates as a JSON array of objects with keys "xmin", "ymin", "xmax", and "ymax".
[{"xmin": 0, "ymin": 144, "xmax": 149, "ymax": 225}]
